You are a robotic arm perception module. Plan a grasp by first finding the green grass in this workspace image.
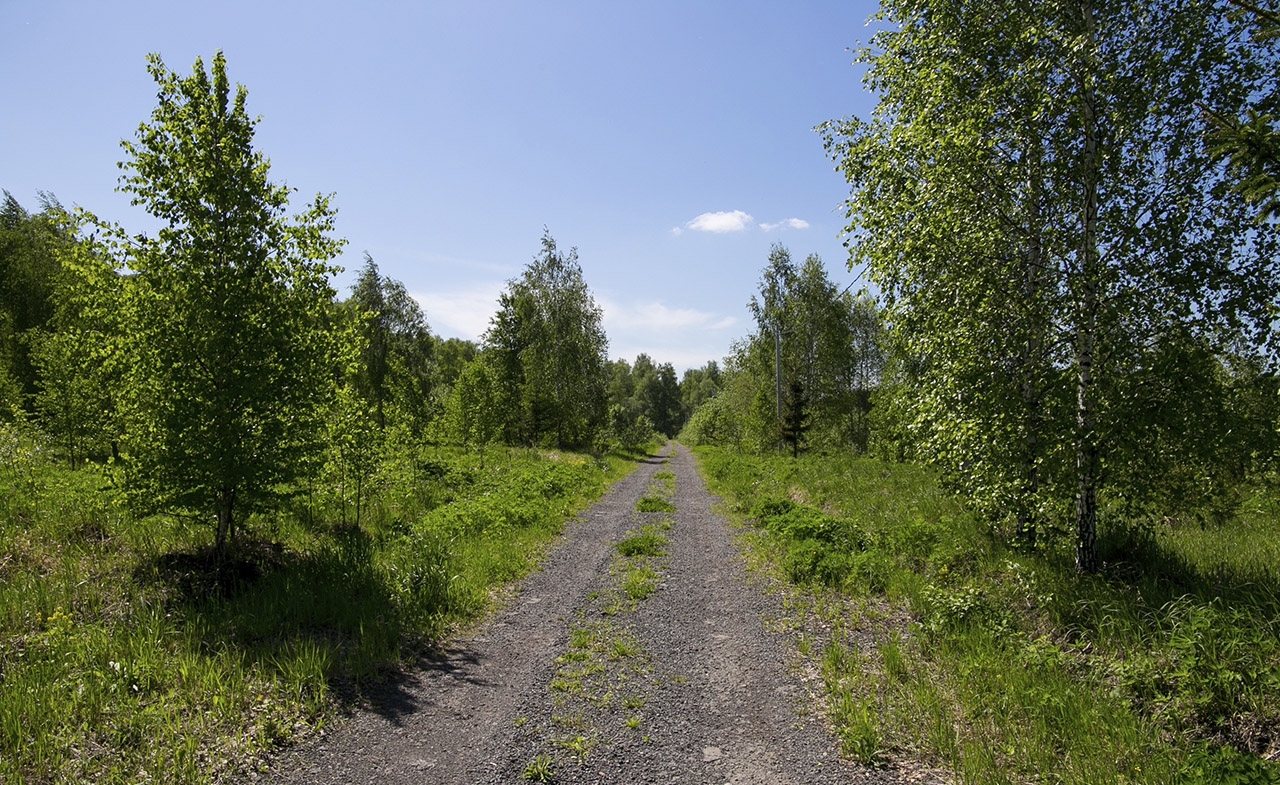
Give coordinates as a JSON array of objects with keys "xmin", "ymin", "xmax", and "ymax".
[
  {"xmin": 615, "ymin": 527, "xmax": 667, "ymax": 558},
  {"xmin": 0, "ymin": 422, "xmax": 641, "ymax": 785},
  {"xmin": 636, "ymin": 495, "xmax": 676, "ymax": 513},
  {"xmin": 694, "ymin": 446, "xmax": 1280, "ymax": 785}
]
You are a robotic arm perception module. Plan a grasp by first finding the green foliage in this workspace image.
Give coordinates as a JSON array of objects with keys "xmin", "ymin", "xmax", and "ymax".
[
  {"xmin": 523, "ymin": 753, "xmax": 554, "ymax": 782},
  {"xmin": 635, "ymin": 495, "xmax": 675, "ymax": 513},
  {"xmin": 347, "ymin": 255, "xmax": 436, "ymax": 435},
  {"xmin": 745, "ymin": 245, "xmax": 884, "ymax": 454},
  {"xmin": 820, "ymin": 0, "xmax": 1280, "ymax": 570},
  {"xmin": 104, "ymin": 52, "xmax": 352, "ymax": 552},
  {"xmin": 0, "ymin": 191, "xmax": 67, "ymax": 416},
  {"xmin": 615, "ymin": 528, "xmax": 666, "ymax": 558},
  {"xmin": 435, "ymin": 358, "xmax": 502, "ymax": 452},
  {"xmin": 696, "ymin": 445, "xmax": 1280, "ymax": 784},
  {"xmin": 0, "ymin": 434, "xmax": 635, "ymax": 784},
  {"xmin": 318, "ymin": 383, "xmax": 383, "ymax": 528},
  {"xmin": 1204, "ymin": 0, "xmax": 1280, "ymax": 221},
  {"xmin": 604, "ymin": 402, "xmax": 657, "ymax": 453},
  {"xmin": 435, "ymin": 336, "xmax": 479, "ymax": 388},
  {"xmin": 485, "ymin": 231, "xmax": 609, "ymax": 449},
  {"xmin": 680, "ymin": 247, "xmax": 883, "ymax": 456},
  {"xmin": 679, "ymin": 360, "xmax": 721, "ymax": 423},
  {"xmin": 605, "ymin": 353, "xmax": 687, "ymax": 440}
]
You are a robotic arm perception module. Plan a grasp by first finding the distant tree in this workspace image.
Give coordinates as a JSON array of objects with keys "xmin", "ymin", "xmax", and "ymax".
[
  {"xmin": 745, "ymin": 244, "xmax": 880, "ymax": 452},
  {"xmin": 484, "ymin": 231, "xmax": 609, "ymax": 449},
  {"xmin": 606, "ymin": 358, "xmax": 637, "ymax": 413},
  {"xmin": 107, "ymin": 52, "xmax": 349, "ymax": 556},
  {"xmin": 347, "ymin": 254, "xmax": 435, "ymax": 435},
  {"xmin": 0, "ymin": 191, "xmax": 66, "ymax": 415},
  {"xmin": 679, "ymin": 361, "xmax": 721, "ymax": 422},
  {"xmin": 436, "ymin": 357, "xmax": 502, "ymax": 454},
  {"xmin": 436, "ymin": 337, "xmax": 479, "ymax": 388}
]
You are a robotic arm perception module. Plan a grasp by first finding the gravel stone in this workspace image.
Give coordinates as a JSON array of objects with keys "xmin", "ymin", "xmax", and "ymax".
[{"xmin": 267, "ymin": 443, "xmax": 909, "ymax": 784}]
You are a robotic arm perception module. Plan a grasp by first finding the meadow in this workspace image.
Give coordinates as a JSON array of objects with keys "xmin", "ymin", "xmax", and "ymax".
[
  {"xmin": 695, "ymin": 446, "xmax": 1280, "ymax": 785},
  {"xmin": 0, "ymin": 420, "xmax": 644, "ymax": 784}
]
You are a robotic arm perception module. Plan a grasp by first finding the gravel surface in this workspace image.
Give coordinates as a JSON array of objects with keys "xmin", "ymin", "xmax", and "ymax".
[{"xmin": 267, "ymin": 443, "xmax": 907, "ymax": 785}]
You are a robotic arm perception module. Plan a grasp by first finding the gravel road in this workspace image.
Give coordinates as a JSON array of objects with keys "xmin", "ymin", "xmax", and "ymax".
[{"xmin": 267, "ymin": 443, "xmax": 906, "ymax": 785}]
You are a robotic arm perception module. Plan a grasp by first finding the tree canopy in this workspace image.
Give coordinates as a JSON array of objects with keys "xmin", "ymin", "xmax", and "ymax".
[
  {"xmin": 106, "ymin": 51, "xmax": 350, "ymax": 552},
  {"xmin": 820, "ymin": 0, "xmax": 1280, "ymax": 571},
  {"xmin": 484, "ymin": 231, "xmax": 609, "ymax": 449}
]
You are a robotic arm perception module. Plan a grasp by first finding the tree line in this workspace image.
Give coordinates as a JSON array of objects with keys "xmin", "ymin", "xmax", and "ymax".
[
  {"xmin": 0, "ymin": 51, "xmax": 701, "ymax": 556},
  {"xmin": 681, "ymin": 0, "xmax": 1280, "ymax": 575}
]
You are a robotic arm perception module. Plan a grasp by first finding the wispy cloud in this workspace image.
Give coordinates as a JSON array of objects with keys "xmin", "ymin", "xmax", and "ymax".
[
  {"xmin": 600, "ymin": 298, "xmax": 737, "ymax": 333},
  {"xmin": 599, "ymin": 297, "xmax": 740, "ymax": 372},
  {"xmin": 410, "ymin": 282, "xmax": 505, "ymax": 341},
  {"xmin": 674, "ymin": 210, "xmax": 755, "ymax": 235},
  {"xmin": 672, "ymin": 211, "xmax": 809, "ymax": 235},
  {"xmin": 760, "ymin": 217, "xmax": 810, "ymax": 231}
]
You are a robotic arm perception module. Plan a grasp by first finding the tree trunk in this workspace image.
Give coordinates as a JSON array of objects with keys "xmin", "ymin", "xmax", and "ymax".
[
  {"xmin": 1018, "ymin": 135, "xmax": 1046, "ymax": 548},
  {"xmin": 1074, "ymin": 0, "xmax": 1102, "ymax": 574},
  {"xmin": 215, "ymin": 485, "xmax": 236, "ymax": 560}
]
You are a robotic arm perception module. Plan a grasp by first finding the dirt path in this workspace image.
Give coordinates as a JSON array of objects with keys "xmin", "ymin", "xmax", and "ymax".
[{"xmin": 268, "ymin": 443, "xmax": 903, "ymax": 784}]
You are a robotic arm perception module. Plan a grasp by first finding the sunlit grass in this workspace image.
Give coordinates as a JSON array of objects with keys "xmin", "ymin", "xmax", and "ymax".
[
  {"xmin": 0, "ymin": 423, "xmax": 640, "ymax": 785},
  {"xmin": 695, "ymin": 446, "xmax": 1280, "ymax": 785}
]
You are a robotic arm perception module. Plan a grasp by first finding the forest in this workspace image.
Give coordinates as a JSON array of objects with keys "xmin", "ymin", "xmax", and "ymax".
[{"xmin": 3, "ymin": 0, "xmax": 1280, "ymax": 781}]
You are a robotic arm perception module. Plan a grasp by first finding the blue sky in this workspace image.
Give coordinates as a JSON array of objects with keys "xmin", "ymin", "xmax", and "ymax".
[{"xmin": 3, "ymin": 1, "xmax": 882, "ymax": 372}]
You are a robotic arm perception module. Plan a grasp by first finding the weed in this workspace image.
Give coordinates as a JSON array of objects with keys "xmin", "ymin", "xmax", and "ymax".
[
  {"xmin": 555, "ymin": 733, "xmax": 597, "ymax": 761},
  {"xmin": 615, "ymin": 529, "xmax": 666, "ymax": 558},
  {"xmin": 523, "ymin": 753, "xmax": 554, "ymax": 782},
  {"xmin": 625, "ymin": 715, "xmax": 641, "ymax": 730},
  {"xmin": 636, "ymin": 495, "xmax": 676, "ymax": 513},
  {"xmin": 610, "ymin": 634, "xmax": 641, "ymax": 659},
  {"xmin": 0, "ymin": 439, "xmax": 640, "ymax": 784},
  {"xmin": 694, "ymin": 446, "xmax": 1280, "ymax": 785}
]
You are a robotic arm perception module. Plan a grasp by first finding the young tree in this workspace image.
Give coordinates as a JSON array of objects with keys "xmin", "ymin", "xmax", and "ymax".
[
  {"xmin": 110, "ymin": 52, "xmax": 350, "ymax": 555},
  {"xmin": 781, "ymin": 377, "xmax": 809, "ymax": 458},
  {"xmin": 484, "ymin": 231, "xmax": 609, "ymax": 449},
  {"xmin": 436, "ymin": 357, "xmax": 502, "ymax": 454}
]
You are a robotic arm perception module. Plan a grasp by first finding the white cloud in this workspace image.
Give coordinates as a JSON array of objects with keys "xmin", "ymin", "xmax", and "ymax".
[
  {"xmin": 411, "ymin": 282, "xmax": 505, "ymax": 341},
  {"xmin": 598, "ymin": 298, "xmax": 740, "ymax": 372},
  {"xmin": 680, "ymin": 210, "xmax": 755, "ymax": 234},
  {"xmin": 600, "ymin": 298, "xmax": 737, "ymax": 333},
  {"xmin": 760, "ymin": 217, "xmax": 810, "ymax": 231}
]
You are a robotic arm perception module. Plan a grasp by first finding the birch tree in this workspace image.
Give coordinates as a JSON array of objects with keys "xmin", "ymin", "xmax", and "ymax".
[
  {"xmin": 822, "ymin": 0, "xmax": 1280, "ymax": 571},
  {"xmin": 484, "ymin": 231, "xmax": 609, "ymax": 449}
]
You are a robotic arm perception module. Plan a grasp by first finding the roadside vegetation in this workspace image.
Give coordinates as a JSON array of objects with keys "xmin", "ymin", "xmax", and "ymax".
[
  {"xmin": 697, "ymin": 448, "xmax": 1280, "ymax": 784},
  {"xmin": 0, "ymin": 425, "xmax": 639, "ymax": 784}
]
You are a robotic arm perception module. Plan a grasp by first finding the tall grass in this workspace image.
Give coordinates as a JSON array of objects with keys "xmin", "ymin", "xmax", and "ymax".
[
  {"xmin": 0, "ymin": 422, "xmax": 643, "ymax": 784},
  {"xmin": 695, "ymin": 446, "xmax": 1280, "ymax": 785}
]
